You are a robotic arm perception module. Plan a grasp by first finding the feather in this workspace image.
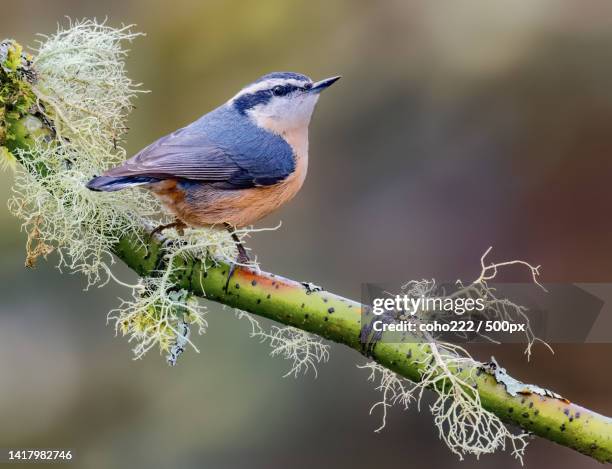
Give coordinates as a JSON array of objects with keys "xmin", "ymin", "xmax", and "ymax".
[{"xmin": 86, "ymin": 175, "xmax": 159, "ymax": 192}]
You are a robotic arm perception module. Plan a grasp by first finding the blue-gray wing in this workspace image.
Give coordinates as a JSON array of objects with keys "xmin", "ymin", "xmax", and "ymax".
[{"xmin": 103, "ymin": 106, "xmax": 295, "ymax": 188}]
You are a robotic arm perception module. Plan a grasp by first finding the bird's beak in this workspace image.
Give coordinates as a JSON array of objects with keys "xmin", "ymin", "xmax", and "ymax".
[{"xmin": 309, "ymin": 75, "xmax": 341, "ymax": 93}]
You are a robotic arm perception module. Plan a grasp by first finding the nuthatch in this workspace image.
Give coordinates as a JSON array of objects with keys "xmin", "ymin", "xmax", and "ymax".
[{"xmin": 87, "ymin": 72, "xmax": 340, "ymax": 274}]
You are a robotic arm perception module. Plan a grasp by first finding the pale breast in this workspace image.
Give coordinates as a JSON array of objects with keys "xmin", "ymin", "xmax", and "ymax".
[{"xmin": 273, "ymin": 125, "xmax": 309, "ymax": 202}]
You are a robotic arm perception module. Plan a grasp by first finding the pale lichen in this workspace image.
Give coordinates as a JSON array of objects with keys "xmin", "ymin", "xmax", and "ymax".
[
  {"xmin": 236, "ymin": 310, "xmax": 330, "ymax": 378},
  {"xmin": 401, "ymin": 247, "xmax": 553, "ymax": 359},
  {"xmin": 360, "ymin": 347, "xmax": 530, "ymax": 464},
  {"xmin": 480, "ymin": 356, "xmax": 566, "ymax": 401},
  {"xmin": 361, "ymin": 249, "xmax": 551, "ymax": 463},
  {"xmin": 32, "ymin": 19, "xmax": 143, "ymax": 146},
  {"xmin": 9, "ymin": 139, "xmax": 158, "ymax": 281},
  {"xmin": 107, "ymin": 279, "xmax": 206, "ymax": 360},
  {"xmin": 105, "ymin": 225, "xmax": 246, "ymax": 361},
  {"xmin": 8, "ymin": 19, "xmax": 156, "ymax": 283}
]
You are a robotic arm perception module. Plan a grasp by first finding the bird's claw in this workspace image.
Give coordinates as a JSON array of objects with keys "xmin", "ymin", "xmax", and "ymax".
[
  {"xmin": 224, "ymin": 262, "xmax": 238, "ymax": 292},
  {"xmin": 301, "ymin": 281, "xmax": 324, "ymax": 294}
]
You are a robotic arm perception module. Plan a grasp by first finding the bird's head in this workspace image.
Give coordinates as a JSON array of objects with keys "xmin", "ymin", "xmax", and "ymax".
[{"xmin": 229, "ymin": 72, "xmax": 340, "ymax": 134}]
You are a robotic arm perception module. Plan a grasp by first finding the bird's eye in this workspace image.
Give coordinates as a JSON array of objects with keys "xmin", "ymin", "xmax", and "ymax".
[
  {"xmin": 272, "ymin": 85, "xmax": 285, "ymax": 96},
  {"xmin": 303, "ymin": 83, "xmax": 312, "ymax": 90}
]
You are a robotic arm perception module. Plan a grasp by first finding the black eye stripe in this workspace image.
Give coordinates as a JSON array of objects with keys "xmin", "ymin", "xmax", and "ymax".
[
  {"xmin": 234, "ymin": 89, "xmax": 273, "ymax": 114},
  {"xmin": 234, "ymin": 81, "xmax": 311, "ymax": 113},
  {"xmin": 271, "ymin": 84, "xmax": 307, "ymax": 96}
]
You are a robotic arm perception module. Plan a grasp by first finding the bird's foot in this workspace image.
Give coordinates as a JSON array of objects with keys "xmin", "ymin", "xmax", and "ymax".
[
  {"xmin": 301, "ymin": 282, "xmax": 324, "ymax": 294},
  {"xmin": 224, "ymin": 248, "xmax": 251, "ymax": 293}
]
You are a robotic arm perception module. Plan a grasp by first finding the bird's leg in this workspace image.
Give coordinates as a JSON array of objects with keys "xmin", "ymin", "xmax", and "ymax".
[
  {"xmin": 224, "ymin": 223, "xmax": 250, "ymax": 292},
  {"xmin": 224, "ymin": 223, "xmax": 250, "ymax": 263},
  {"xmin": 150, "ymin": 218, "xmax": 187, "ymax": 238}
]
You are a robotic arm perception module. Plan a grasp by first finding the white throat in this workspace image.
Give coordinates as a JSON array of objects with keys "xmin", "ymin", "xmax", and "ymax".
[{"xmin": 246, "ymin": 93, "xmax": 319, "ymax": 135}]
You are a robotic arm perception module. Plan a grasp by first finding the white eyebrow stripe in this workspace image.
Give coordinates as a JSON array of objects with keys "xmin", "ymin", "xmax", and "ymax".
[{"xmin": 229, "ymin": 78, "xmax": 308, "ymax": 102}]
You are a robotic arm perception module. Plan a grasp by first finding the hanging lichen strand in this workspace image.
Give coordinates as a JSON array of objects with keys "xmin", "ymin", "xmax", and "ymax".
[{"xmin": 2, "ymin": 19, "xmax": 611, "ymax": 464}]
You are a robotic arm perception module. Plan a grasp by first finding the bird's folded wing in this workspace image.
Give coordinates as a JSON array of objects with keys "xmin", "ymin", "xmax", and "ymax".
[{"xmin": 103, "ymin": 121, "xmax": 295, "ymax": 189}]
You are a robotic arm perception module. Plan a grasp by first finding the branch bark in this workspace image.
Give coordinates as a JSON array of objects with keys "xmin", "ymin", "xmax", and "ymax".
[{"xmin": 3, "ymin": 39, "xmax": 612, "ymax": 463}]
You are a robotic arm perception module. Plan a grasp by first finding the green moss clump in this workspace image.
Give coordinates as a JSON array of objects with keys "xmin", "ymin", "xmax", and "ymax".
[{"xmin": 0, "ymin": 40, "xmax": 38, "ymax": 160}]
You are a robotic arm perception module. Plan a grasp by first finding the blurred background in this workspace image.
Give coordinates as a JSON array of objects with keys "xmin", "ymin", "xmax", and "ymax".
[{"xmin": 1, "ymin": 1, "xmax": 612, "ymax": 467}]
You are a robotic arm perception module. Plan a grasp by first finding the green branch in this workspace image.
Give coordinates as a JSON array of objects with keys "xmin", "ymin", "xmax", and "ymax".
[
  {"xmin": 3, "ymin": 38, "xmax": 612, "ymax": 463},
  {"xmin": 118, "ymin": 230, "xmax": 612, "ymax": 462}
]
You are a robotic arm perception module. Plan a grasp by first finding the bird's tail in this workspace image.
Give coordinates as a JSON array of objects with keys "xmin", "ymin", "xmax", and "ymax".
[{"xmin": 86, "ymin": 175, "xmax": 159, "ymax": 192}]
